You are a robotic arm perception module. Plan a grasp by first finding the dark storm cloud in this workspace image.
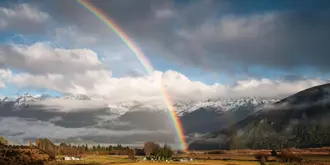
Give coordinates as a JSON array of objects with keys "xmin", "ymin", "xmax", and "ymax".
[
  {"xmin": 0, "ymin": 102, "xmax": 112, "ymax": 128},
  {"xmin": 0, "ymin": 116, "xmax": 176, "ymax": 145},
  {"xmin": 0, "ymin": 100, "xmax": 177, "ymax": 144},
  {"xmin": 40, "ymin": 0, "xmax": 330, "ymax": 74},
  {"xmin": 118, "ymin": 110, "xmax": 173, "ymax": 131},
  {"xmin": 75, "ymin": 132, "xmax": 176, "ymax": 145},
  {"xmin": 3, "ymin": 0, "xmax": 330, "ymax": 74}
]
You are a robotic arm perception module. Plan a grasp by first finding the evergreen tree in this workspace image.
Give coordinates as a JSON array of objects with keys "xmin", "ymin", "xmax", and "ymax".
[{"xmin": 85, "ymin": 144, "xmax": 89, "ymax": 151}]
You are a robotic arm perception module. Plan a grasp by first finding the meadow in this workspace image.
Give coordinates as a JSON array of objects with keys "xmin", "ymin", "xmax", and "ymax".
[{"xmin": 46, "ymin": 154, "xmax": 330, "ymax": 165}]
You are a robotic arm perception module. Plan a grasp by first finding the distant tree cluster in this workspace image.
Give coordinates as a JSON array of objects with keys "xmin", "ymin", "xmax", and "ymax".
[
  {"xmin": 143, "ymin": 141, "xmax": 173, "ymax": 160},
  {"xmin": 36, "ymin": 138, "xmax": 56, "ymax": 160},
  {"xmin": 57, "ymin": 143, "xmax": 88, "ymax": 156},
  {"xmin": 56, "ymin": 143, "xmax": 135, "ymax": 156},
  {"xmin": 1, "ymin": 137, "xmax": 175, "ymax": 161}
]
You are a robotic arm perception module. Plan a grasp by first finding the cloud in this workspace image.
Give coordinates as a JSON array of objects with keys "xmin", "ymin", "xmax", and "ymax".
[
  {"xmin": 175, "ymin": 10, "xmax": 330, "ymax": 72},
  {"xmin": 52, "ymin": 26, "xmax": 100, "ymax": 48},
  {"xmin": 31, "ymin": 99, "xmax": 109, "ymax": 112},
  {"xmin": 1, "ymin": 68, "xmax": 328, "ymax": 106},
  {"xmin": 0, "ymin": 43, "xmax": 328, "ymax": 104},
  {"xmin": 3, "ymin": 1, "xmax": 329, "ymax": 75},
  {"xmin": 0, "ymin": 43, "xmax": 103, "ymax": 75},
  {"xmin": 0, "ymin": 117, "xmax": 175, "ymax": 145},
  {"xmin": 38, "ymin": 0, "xmax": 330, "ymax": 74},
  {"xmin": 154, "ymin": 9, "xmax": 175, "ymax": 19},
  {"xmin": 0, "ymin": 3, "xmax": 50, "ymax": 33},
  {"xmin": 0, "ymin": 101, "xmax": 178, "ymax": 145},
  {"xmin": 0, "ymin": 79, "xmax": 5, "ymax": 88}
]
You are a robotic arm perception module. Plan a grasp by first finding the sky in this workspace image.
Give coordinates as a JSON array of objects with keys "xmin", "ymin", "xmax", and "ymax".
[
  {"xmin": 0, "ymin": 0, "xmax": 330, "ymax": 146},
  {"xmin": 0, "ymin": 0, "xmax": 330, "ymax": 100}
]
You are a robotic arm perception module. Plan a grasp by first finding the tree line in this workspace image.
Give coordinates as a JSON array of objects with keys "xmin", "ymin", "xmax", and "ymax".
[
  {"xmin": 1, "ymin": 136, "xmax": 175, "ymax": 160},
  {"xmin": 35, "ymin": 138, "xmax": 137, "ymax": 157}
]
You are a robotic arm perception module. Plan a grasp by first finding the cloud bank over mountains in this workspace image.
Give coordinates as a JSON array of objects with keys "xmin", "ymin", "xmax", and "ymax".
[{"xmin": 0, "ymin": 42, "xmax": 328, "ymax": 105}]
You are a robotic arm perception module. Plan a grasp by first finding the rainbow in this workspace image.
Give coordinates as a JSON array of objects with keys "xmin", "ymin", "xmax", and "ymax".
[{"xmin": 76, "ymin": 0, "xmax": 187, "ymax": 151}]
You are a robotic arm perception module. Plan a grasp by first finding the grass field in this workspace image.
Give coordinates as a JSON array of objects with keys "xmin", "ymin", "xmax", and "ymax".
[
  {"xmin": 116, "ymin": 160, "xmax": 259, "ymax": 165},
  {"xmin": 48, "ymin": 157, "xmax": 260, "ymax": 165},
  {"xmin": 47, "ymin": 154, "xmax": 330, "ymax": 165}
]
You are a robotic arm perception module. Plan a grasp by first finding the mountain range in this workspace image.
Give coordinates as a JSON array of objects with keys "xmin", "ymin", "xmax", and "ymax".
[
  {"xmin": 2, "ymin": 83, "xmax": 330, "ymax": 149},
  {"xmin": 5, "ymin": 82, "xmax": 329, "ymax": 150},
  {"xmin": 0, "ymin": 94, "xmax": 277, "ymax": 116},
  {"xmin": 189, "ymin": 83, "xmax": 330, "ymax": 150},
  {"xmin": 0, "ymin": 93, "xmax": 278, "ymax": 145}
]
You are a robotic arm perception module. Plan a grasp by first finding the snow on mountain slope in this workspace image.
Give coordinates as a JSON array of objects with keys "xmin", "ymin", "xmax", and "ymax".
[
  {"xmin": 13, "ymin": 94, "xmax": 41, "ymax": 107},
  {"xmin": 175, "ymin": 97, "xmax": 278, "ymax": 116},
  {"xmin": 0, "ymin": 94, "xmax": 278, "ymax": 115}
]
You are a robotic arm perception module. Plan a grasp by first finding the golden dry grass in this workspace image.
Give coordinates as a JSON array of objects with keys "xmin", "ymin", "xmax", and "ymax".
[
  {"xmin": 47, "ymin": 155, "xmax": 132, "ymax": 165},
  {"xmin": 47, "ymin": 154, "xmax": 330, "ymax": 165},
  {"xmin": 47, "ymin": 155, "xmax": 260, "ymax": 165},
  {"xmin": 47, "ymin": 156, "xmax": 259, "ymax": 165},
  {"xmin": 116, "ymin": 160, "xmax": 259, "ymax": 165}
]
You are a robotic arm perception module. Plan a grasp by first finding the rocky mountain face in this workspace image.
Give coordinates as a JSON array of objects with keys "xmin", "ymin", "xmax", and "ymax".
[
  {"xmin": 189, "ymin": 83, "xmax": 330, "ymax": 150},
  {"xmin": 179, "ymin": 97, "xmax": 277, "ymax": 134}
]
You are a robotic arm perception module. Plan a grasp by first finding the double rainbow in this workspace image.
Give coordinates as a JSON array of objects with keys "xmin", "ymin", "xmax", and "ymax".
[{"xmin": 76, "ymin": 0, "xmax": 187, "ymax": 151}]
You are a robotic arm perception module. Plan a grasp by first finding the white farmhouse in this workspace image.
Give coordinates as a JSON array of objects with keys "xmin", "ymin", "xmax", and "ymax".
[{"xmin": 64, "ymin": 156, "xmax": 82, "ymax": 161}]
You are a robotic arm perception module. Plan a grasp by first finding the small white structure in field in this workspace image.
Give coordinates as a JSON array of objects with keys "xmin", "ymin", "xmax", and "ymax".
[
  {"xmin": 180, "ymin": 158, "xmax": 188, "ymax": 162},
  {"xmin": 64, "ymin": 156, "xmax": 82, "ymax": 160}
]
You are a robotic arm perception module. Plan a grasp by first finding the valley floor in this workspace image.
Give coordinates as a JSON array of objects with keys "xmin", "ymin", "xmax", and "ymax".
[{"xmin": 47, "ymin": 155, "xmax": 330, "ymax": 165}]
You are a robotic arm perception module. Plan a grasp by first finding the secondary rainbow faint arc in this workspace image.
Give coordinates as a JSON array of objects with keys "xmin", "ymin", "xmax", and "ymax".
[{"xmin": 76, "ymin": 0, "xmax": 187, "ymax": 151}]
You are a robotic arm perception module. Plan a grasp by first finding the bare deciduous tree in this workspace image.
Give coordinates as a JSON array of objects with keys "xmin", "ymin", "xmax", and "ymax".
[{"xmin": 144, "ymin": 141, "xmax": 155, "ymax": 156}]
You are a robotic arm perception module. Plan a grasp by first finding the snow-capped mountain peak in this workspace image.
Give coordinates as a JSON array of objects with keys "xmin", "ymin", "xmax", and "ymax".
[
  {"xmin": 174, "ymin": 97, "xmax": 278, "ymax": 116},
  {"xmin": 0, "ymin": 94, "xmax": 278, "ymax": 116},
  {"xmin": 14, "ymin": 93, "xmax": 41, "ymax": 107}
]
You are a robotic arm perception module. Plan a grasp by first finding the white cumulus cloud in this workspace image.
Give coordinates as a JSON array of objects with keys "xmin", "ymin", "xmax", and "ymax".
[
  {"xmin": 0, "ymin": 3, "xmax": 50, "ymax": 33},
  {"xmin": 0, "ymin": 42, "xmax": 328, "ymax": 109}
]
